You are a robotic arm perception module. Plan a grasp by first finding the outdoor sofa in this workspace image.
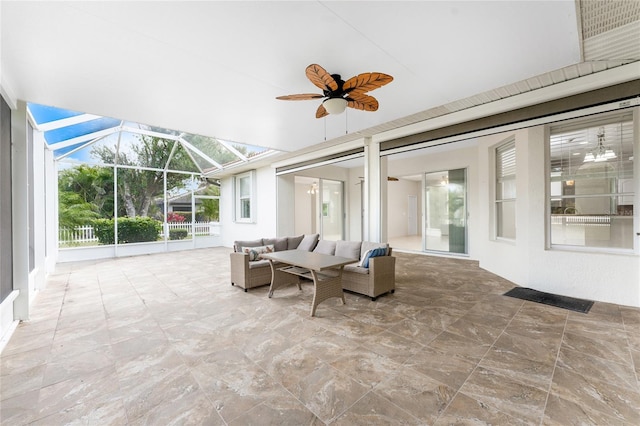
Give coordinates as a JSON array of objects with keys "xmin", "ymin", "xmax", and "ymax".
[{"xmin": 230, "ymin": 234, "xmax": 395, "ymax": 300}]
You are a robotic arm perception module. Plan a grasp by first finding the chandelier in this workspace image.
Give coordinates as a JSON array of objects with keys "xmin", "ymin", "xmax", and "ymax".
[
  {"xmin": 307, "ymin": 182, "xmax": 318, "ymax": 195},
  {"xmin": 583, "ymin": 127, "xmax": 616, "ymax": 163}
]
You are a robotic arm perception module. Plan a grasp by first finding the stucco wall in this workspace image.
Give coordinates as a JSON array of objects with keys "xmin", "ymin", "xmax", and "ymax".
[
  {"xmin": 475, "ymin": 124, "xmax": 640, "ymax": 307},
  {"xmin": 221, "ymin": 166, "xmax": 278, "ymax": 248}
]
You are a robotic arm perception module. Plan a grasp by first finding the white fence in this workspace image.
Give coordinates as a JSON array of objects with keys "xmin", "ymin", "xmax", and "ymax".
[
  {"xmin": 59, "ymin": 221, "xmax": 221, "ymax": 245},
  {"xmin": 161, "ymin": 221, "xmax": 221, "ymax": 237},
  {"xmin": 59, "ymin": 225, "xmax": 97, "ymax": 245}
]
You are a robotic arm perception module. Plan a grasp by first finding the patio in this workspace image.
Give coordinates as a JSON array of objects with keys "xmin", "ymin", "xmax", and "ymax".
[{"xmin": 1, "ymin": 248, "xmax": 639, "ymax": 424}]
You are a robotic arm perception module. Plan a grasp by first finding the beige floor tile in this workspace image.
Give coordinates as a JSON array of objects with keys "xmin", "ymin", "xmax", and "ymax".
[
  {"xmin": 551, "ymin": 364, "xmax": 640, "ymax": 424},
  {"xmin": 333, "ymin": 391, "xmax": 421, "ymax": 425},
  {"xmin": 435, "ymin": 392, "xmax": 529, "ymax": 425},
  {"xmin": 459, "ymin": 366, "xmax": 547, "ymax": 423},
  {"xmin": 2, "ymin": 249, "xmax": 639, "ymax": 424},
  {"xmin": 373, "ymin": 366, "xmax": 456, "ymax": 425}
]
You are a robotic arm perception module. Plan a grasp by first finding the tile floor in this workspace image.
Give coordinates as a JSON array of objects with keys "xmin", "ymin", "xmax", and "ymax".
[{"xmin": 1, "ymin": 248, "xmax": 639, "ymax": 425}]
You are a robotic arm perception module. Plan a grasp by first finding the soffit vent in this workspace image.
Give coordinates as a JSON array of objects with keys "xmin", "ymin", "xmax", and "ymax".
[
  {"xmin": 580, "ymin": 0, "xmax": 640, "ymax": 60},
  {"xmin": 580, "ymin": 0, "xmax": 639, "ymax": 39}
]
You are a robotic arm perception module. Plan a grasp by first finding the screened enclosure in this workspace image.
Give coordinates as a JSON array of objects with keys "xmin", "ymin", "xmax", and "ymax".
[{"xmin": 28, "ymin": 103, "xmax": 277, "ymax": 257}]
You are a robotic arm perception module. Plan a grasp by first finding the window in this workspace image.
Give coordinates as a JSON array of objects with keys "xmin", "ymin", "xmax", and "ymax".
[
  {"xmin": 549, "ymin": 112, "xmax": 634, "ymax": 250},
  {"xmin": 496, "ymin": 139, "xmax": 516, "ymax": 239},
  {"xmin": 234, "ymin": 171, "xmax": 255, "ymax": 222}
]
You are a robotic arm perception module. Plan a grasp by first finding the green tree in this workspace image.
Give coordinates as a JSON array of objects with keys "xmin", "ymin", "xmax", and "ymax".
[
  {"xmin": 58, "ymin": 191, "xmax": 100, "ymax": 228},
  {"xmin": 58, "ymin": 165, "xmax": 114, "ymax": 227},
  {"xmin": 92, "ymin": 135, "xmax": 194, "ymax": 217},
  {"xmin": 196, "ymin": 180, "xmax": 220, "ymax": 221}
]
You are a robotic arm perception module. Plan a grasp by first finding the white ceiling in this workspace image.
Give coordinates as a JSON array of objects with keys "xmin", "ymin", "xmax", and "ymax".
[{"xmin": 1, "ymin": 1, "xmax": 587, "ymax": 156}]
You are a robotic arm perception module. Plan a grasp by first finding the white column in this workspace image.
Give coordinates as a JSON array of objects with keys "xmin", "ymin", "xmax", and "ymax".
[
  {"xmin": 363, "ymin": 137, "xmax": 387, "ymax": 242},
  {"xmin": 11, "ymin": 100, "xmax": 29, "ymax": 320},
  {"xmin": 44, "ymin": 147, "xmax": 58, "ymax": 273},
  {"xmin": 32, "ymin": 125, "xmax": 46, "ymax": 290}
]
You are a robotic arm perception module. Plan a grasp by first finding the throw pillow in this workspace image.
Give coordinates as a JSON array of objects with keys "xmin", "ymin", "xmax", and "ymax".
[
  {"xmin": 296, "ymin": 234, "xmax": 319, "ymax": 251},
  {"xmin": 242, "ymin": 244, "xmax": 274, "ymax": 261},
  {"xmin": 359, "ymin": 247, "xmax": 386, "ymax": 268},
  {"xmin": 335, "ymin": 240, "xmax": 361, "ymax": 260},
  {"xmin": 287, "ymin": 235, "xmax": 304, "ymax": 250},
  {"xmin": 263, "ymin": 237, "xmax": 288, "ymax": 252},
  {"xmin": 234, "ymin": 238, "xmax": 263, "ymax": 253},
  {"xmin": 313, "ymin": 240, "xmax": 336, "ymax": 255},
  {"xmin": 360, "ymin": 241, "xmax": 389, "ymax": 259}
]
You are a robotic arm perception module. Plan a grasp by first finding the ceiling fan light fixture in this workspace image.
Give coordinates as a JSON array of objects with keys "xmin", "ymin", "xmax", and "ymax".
[{"xmin": 323, "ymin": 97, "xmax": 348, "ymax": 115}]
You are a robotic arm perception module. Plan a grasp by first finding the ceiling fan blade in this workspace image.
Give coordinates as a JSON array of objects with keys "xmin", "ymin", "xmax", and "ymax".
[
  {"xmin": 343, "ymin": 72, "xmax": 393, "ymax": 94},
  {"xmin": 347, "ymin": 93, "xmax": 379, "ymax": 111},
  {"xmin": 315, "ymin": 104, "xmax": 328, "ymax": 119},
  {"xmin": 306, "ymin": 64, "xmax": 338, "ymax": 92},
  {"xmin": 276, "ymin": 93, "xmax": 324, "ymax": 101}
]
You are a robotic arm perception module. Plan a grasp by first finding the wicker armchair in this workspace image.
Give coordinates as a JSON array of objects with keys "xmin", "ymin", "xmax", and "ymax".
[{"xmin": 342, "ymin": 248, "xmax": 395, "ymax": 301}]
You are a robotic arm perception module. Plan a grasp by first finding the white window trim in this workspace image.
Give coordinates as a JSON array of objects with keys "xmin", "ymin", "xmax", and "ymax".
[
  {"xmin": 233, "ymin": 170, "xmax": 256, "ymax": 223},
  {"xmin": 547, "ymin": 109, "xmax": 637, "ymax": 254},
  {"xmin": 494, "ymin": 137, "xmax": 516, "ymax": 241}
]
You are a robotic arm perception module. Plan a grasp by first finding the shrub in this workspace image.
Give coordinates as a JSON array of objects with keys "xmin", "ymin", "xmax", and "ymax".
[
  {"xmin": 93, "ymin": 219, "xmax": 115, "ymax": 244},
  {"xmin": 169, "ymin": 228, "xmax": 189, "ymax": 240},
  {"xmin": 94, "ymin": 217, "xmax": 161, "ymax": 244}
]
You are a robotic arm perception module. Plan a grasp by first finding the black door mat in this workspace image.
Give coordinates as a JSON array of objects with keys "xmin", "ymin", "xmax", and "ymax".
[{"xmin": 504, "ymin": 287, "xmax": 594, "ymax": 314}]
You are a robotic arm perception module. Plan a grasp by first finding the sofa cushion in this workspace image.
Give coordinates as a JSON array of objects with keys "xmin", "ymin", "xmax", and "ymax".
[
  {"xmin": 248, "ymin": 259, "xmax": 271, "ymax": 269},
  {"xmin": 297, "ymin": 234, "xmax": 319, "ymax": 251},
  {"xmin": 313, "ymin": 240, "xmax": 336, "ymax": 255},
  {"xmin": 242, "ymin": 244, "xmax": 274, "ymax": 261},
  {"xmin": 344, "ymin": 263, "xmax": 369, "ymax": 274},
  {"xmin": 360, "ymin": 241, "xmax": 389, "ymax": 258},
  {"xmin": 234, "ymin": 238, "xmax": 264, "ymax": 253},
  {"xmin": 359, "ymin": 246, "xmax": 387, "ymax": 268},
  {"xmin": 287, "ymin": 235, "xmax": 304, "ymax": 250},
  {"xmin": 335, "ymin": 240, "xmax": 361, "ymax": 260},
  {"xmin": 263, "ymin": 237, "xmax": 288, "ymax": 252}
]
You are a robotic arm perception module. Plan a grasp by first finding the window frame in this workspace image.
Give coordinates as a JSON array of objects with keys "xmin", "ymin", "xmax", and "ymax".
[
  {"xmin": 233, "ymin": 170, "xmax": 256, "ymax": 223},
  {"xmin": 495, "ymin": 137, "xmax": 516, "ymax": 241},
  {"xmin": 547, "ymin": 111, "xmax": 636, "ymax": 253}
]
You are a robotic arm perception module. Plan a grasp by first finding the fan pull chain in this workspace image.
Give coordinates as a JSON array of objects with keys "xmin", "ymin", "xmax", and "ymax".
[
  {"xmin": 324, "ymin": 116, "xmax": 327, "ymax": 141},
  {"xmin": 345, "ymin": 109, "xmax": 348, "ymax": 135}
]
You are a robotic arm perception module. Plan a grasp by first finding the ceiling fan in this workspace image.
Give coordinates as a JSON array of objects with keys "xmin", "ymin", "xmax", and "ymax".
[{"xmin": 276, "ymin": 64, "xmax": 393, "ymax": 118}]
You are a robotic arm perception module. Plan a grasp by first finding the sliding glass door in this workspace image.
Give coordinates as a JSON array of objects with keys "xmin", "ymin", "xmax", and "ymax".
[{"xmin": 423, "ymin": 169, "xmax": 467, "ymax": 254}]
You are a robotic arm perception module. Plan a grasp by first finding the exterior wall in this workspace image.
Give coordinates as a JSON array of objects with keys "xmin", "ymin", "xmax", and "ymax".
[
  {"xmin": 476, "ymin": 129, "xmax": 531, "ymax": 285},
  {"xmin": 476, "ymin": 122, "xmax": 640, "ymax": 307},
  {"xmin": 221, "ymin": 166, "xmax": 278, "ymax": 248}
]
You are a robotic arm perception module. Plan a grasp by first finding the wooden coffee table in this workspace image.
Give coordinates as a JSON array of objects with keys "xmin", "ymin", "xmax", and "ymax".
[{"xmin": 261, "ymin": 250, "xmax": 357, "ymax": 317}]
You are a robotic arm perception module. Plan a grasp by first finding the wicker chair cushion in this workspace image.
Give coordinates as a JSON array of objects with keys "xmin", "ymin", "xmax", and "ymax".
[
  {"xmin": 335, "ymin": 240, "xmax": 362, "ymax": 260},
  {"xmin": 344, "ymin": 263, "xmax": 369, "ymax": 274},
  {"xmin": 313, "ymin": 240, "xmax": 336, "ymax": 255},
  {"xmin": 247, "ymin": 259, "xmax": 271, "ymax": 269}
]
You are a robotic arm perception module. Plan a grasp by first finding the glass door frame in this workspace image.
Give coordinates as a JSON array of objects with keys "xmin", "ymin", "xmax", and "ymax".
[{"xmin": 422, "ymin": 168, "xmax": 468, "ymax": 255}]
